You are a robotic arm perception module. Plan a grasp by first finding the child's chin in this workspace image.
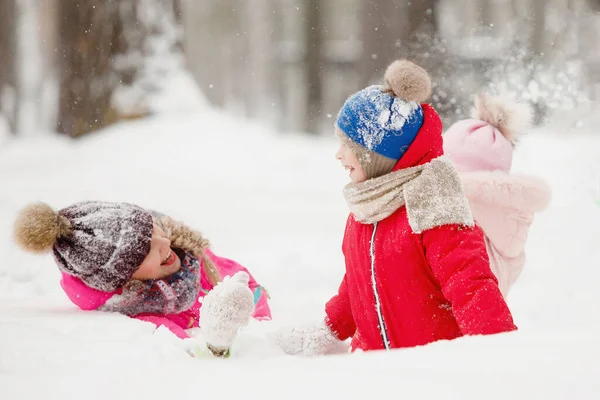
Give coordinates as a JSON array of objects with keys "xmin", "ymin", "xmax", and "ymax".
[
  {"xmin": 166, "ymin": 264, "xmax": 181, "ymax": 275},
  {"xmin": 350, "ymin": 175, "xmax": 365, "ymax": 184}
]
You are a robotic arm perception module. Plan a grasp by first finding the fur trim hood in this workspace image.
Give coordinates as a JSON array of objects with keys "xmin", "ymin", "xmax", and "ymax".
[{"xmin": 461, "ymin": 170, "xmax": 552, "ymax": 213}]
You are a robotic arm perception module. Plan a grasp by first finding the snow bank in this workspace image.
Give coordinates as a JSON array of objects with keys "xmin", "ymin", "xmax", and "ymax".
[{"xmin": 0, "ymin": 106, "xmax": 598, "ymax": 399}]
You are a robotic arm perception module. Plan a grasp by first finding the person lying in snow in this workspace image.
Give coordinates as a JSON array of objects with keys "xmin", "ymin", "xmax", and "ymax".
[
  {"xmin": 443, "ymin": 93, "xmax": 552, "ymax": 298},
  {"xmin": 272, "ymin": 59, "xmax": 517, "ymax": 356},
  {"xmin": 13, "ymin": 201, "xmax": 271, "ymax": 357}
]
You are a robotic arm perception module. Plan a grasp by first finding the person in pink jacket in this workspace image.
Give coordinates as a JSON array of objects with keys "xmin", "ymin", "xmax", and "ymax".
[
  {"xmin": 443, "ymin": 94, "xmax": 552, "ymax": 297},
  {"xmin": 13, "ymin": 201, "xmax": 271, "ymax": 357}
]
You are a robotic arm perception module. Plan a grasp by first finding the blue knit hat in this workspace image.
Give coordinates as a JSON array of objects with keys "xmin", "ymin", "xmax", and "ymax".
[{"xmin": 336, "ymin": 59, "xmax": 432, "ymax": 178}]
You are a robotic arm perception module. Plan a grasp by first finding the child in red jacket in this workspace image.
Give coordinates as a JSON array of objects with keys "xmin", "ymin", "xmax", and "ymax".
[{"xmin": 273, "ymin": 59, "xmax": 517, "ymax": 355}]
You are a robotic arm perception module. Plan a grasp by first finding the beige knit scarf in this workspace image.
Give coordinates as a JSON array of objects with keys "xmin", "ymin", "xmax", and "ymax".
[{"xmin": 343, "ymin": 157, "xmax": 474, "ymax": 233}]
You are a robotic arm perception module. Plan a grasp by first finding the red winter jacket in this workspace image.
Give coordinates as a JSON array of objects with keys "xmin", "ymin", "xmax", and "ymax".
[{"xmin": 325, "ymin": 104, "xmax": 517, "ymax": 351}]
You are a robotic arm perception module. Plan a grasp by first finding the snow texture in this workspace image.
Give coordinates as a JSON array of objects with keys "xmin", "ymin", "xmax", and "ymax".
[
  {"xmin": 377, "ymin": 98, "xmax": 420, "ymax": 132},
  {"xmin": 271, "ymin": 320, "xmax": 348, "ymax": 356},
  {"xmin": 0, "ymin": 104, "xmax": 599, "ymax": 399},
  {"xmin": 111, "ymin": 0, "xmax": 208, "ymax": 116},
  {"xmin": 355, "ymin": 90, "xmax": 418, "ymax": 151}
]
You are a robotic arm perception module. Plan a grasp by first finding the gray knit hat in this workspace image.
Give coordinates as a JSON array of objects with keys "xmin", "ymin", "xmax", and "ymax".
[{"xmin": 13, "ymin": 201, "xmax": 153, "ymax": 292}]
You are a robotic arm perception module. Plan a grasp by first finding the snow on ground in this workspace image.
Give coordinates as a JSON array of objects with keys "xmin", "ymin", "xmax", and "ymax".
[{"xmin": 0, "ymin": 106, "xmax": 599, "ymax": 399}]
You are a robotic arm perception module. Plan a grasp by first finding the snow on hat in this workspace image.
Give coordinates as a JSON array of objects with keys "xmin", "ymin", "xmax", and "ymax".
[
  {"xmin": 443, "ymin": 94, "xmax": 532, "ymax": 173},
  {"xmin": 13, "ymin": 201, "xmax": 153, "ymax": 292},
  {"xmin": 335, "ymin": 59, "xmax": 432, "ymax": 179}
]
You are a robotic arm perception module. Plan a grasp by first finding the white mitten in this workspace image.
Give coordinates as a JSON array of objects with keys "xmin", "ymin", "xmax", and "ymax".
[
  {"xmin": 200, "ymin": 271, "xmax": 255, "ymax": 356},
  {"xmin": 271, "ymin": 320, "xmax": 348, "ymax": 356}
]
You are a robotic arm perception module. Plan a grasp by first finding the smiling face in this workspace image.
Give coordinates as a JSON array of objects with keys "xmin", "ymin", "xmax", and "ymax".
[
  {"xmin": 131, "ymin": 224, "xmax": 182, "ymax": 280},
  {"xmin": 335, "ymin": 135, "xmax": 367, "ymax": 184}
]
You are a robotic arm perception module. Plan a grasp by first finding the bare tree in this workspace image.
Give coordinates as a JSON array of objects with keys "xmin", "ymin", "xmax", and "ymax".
[
  {"xmin": 58, "ymin": 0, "xmax": 184, "ymax": 136},
  {"xmin": 113, "ymin": 0, "xmax": 188, "ymax": 117},
  {"xmin": 590, "ymin": 0, "xmax": 600, "ymax": 11},
  {"xmin": 57, "ymin": 0, "xmax": 185, "ymax": 137},
  {"xmin": 39, "ymin": 0, "xmax": 60, "ymax": 131},
  {"xmin": 182, "ymin": 0, "xmax": 244, "ymax": 110},
  {"xmin": 56, "ymin": 1, "xmax": 124, "ymax": 137},
  {"xmin": 303, "ymin": 0, "xmax": 323, "ymax": 134},
  {"xmin": 0, "ymin": 0, "xmax": 17, "ymax": 133},
  {"xmin": 359, "ymin": 0, "xmax": 436, "ymax": 87},
  {"xmin": 242, "ymin": 0, "xmax": 278, "ymax": 123}
]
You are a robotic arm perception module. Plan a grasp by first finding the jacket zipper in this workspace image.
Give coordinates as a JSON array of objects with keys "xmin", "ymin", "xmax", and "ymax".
[{"xmin": 370, "ymin": 222, "xmax": 390, "ymax": 350}]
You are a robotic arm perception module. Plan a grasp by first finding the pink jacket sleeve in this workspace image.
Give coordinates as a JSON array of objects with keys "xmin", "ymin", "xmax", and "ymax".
[
  {"xmin": 205, "ymin": 249, "xmax": 272, "ymax": 321},
  {"xmin": 60, "ymin": 273, "xmax": 115, "ymax": 310},
  {"xmin": 60, "ymin": 246, "xmax": 273, "ymax": 342},
  {"xmin": 61, "ymin": 272, "xmax": 199, "ymax": 339},
  {"xmin": 134, "ymin": 315, "xmax": 191, "ymax": 339}
]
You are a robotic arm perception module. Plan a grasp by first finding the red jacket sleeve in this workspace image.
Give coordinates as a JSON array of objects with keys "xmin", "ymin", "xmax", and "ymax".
[
  {"xmin": 324, "ymin": 274, "xmax": 356, "ymax": 341},
  {"xmin": 423, "ymin": 224, "xmax": 517, "ymax": 336}
]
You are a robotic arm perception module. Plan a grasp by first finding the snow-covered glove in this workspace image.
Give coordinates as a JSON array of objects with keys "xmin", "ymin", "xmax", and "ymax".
[
  {"xmin": 270, "ymin": 320, "xmax": 349, "ymax": 356},
  {"xmin": 200, "ymin": 271, "xmax": 255, "ymax": 357}
]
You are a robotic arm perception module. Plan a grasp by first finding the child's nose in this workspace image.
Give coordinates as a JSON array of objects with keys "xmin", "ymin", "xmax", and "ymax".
[
  {"xmin": 160, "ymin": 236, "xmax": 171, "ymax": 250},
  {"xmin": 162, "ymin": 242, "xmax": 172, "ymax": 258}
]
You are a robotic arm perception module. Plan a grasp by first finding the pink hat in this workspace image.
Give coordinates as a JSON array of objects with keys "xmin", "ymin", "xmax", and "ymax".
[{"xmin": 443, "ymin": 94, "xmax": 532, "ymax": 173}]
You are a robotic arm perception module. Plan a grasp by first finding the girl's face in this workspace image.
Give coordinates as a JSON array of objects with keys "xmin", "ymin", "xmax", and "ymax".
[
  {"xmin": 336, "ymin": 137, "xmax": 367, "ymax": 184},
  {"xmin": 132, "ymin": 224, "xmax": 182, "ymax": 280}
]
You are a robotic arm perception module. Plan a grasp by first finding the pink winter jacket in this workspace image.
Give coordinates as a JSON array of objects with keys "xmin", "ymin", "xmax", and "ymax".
[
  {"xmin": 59, "ymin": 249, "xmax": 271, "ymax": 339},
  {"xmin": 461, "ymin": 171, "xmax": 552, "ymax": 297}
]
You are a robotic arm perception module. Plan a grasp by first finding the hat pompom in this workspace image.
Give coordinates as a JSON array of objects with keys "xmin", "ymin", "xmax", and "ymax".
[
  {"xmin": 13, "ymin": 202, "xmax": 72, "ymax": 253},
  {"xmin": 383, "ymin": 59, "xmax": 432, "ymax": 103},
  {"xmin": 471, "ymin": 93, "xmax": 532, "ymax": 145}
]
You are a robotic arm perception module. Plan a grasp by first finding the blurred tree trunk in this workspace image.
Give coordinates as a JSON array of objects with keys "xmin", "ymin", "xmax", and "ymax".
[
  {"xmin": 243, "ymin": 0, "xmax": 277, "ymax": 122},
  {"xmin": 304, "ymin": 0, "xmax": 323, "ymax": 134},
  {"xmin": 56, "ymin": 1, "xmax": 124, "ymax": 137},
  {"xmin": 268, "ymin": 0, "xmax": 285, "ymax": 130},
  {"xmin": 359, "ymin": 0, "xmax": 437, "ymax": 87},
  {"xmin": 39, "ymin": 0, "xmax": 60, "ymax": 131},
  {"xmin": 589, "ymin": 0, "xmax": 600, "ymax": 11},
  {"xmin": 181, "ymin": 0, "xmax": 240, "ymax": 110},
  {"xmin": 57, "ymin": 0, "xmax": 184, "ymax": 137},
  {"xmin": 0, "ymin": 0, "xmax": 17, "ymax": 134},
  {"xmin": 529, "ymin": 0, "xmax": 547, "ymax": 59}
]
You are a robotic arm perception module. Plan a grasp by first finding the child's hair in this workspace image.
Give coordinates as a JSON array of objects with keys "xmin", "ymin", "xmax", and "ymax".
[{"xmin": 154, "ymin": 215, "xmax": 222, "ymax": 285}]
